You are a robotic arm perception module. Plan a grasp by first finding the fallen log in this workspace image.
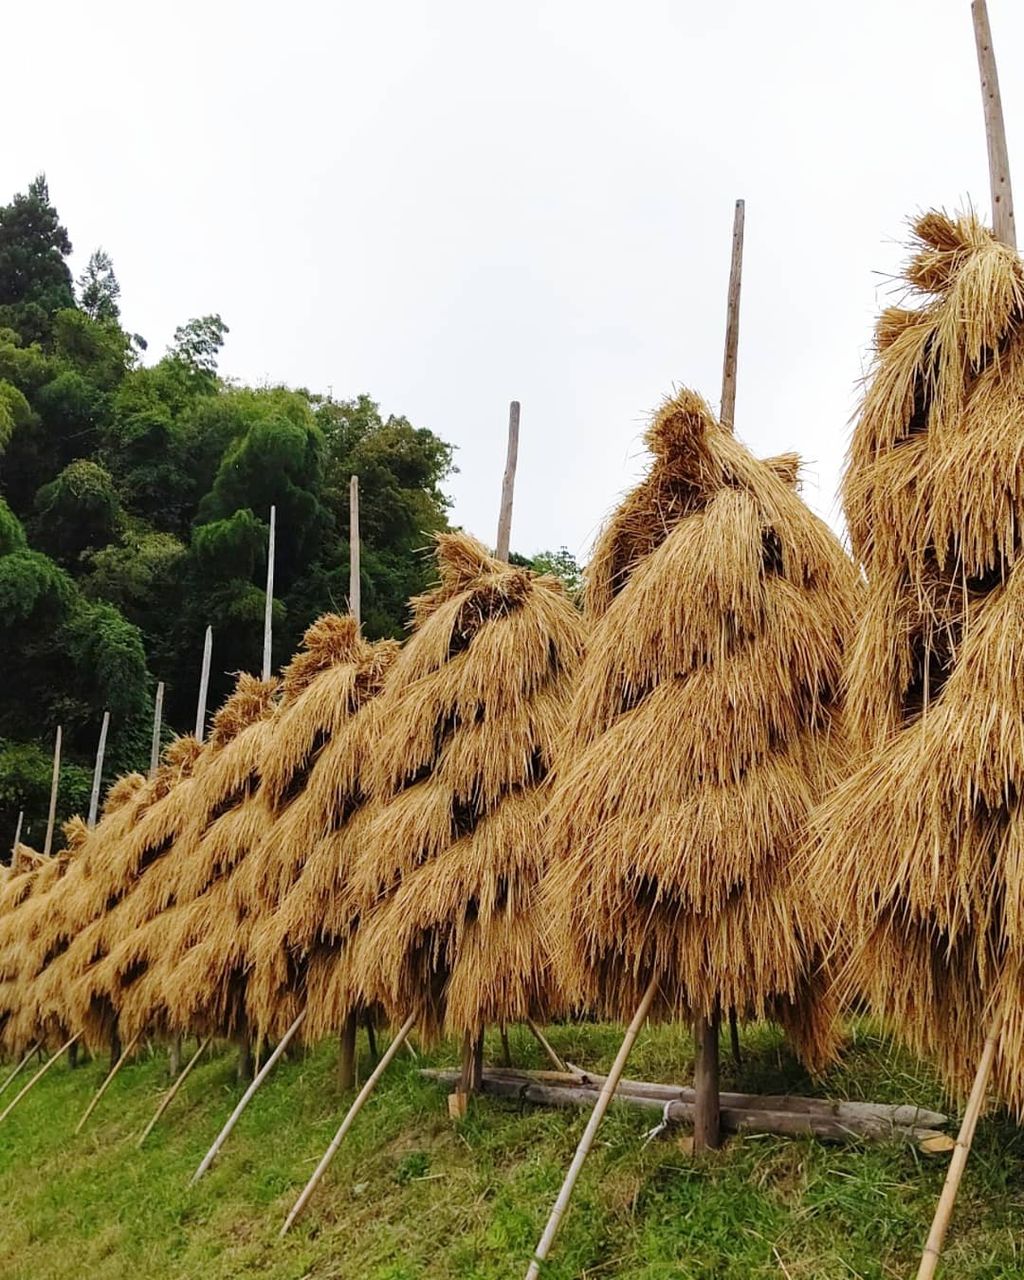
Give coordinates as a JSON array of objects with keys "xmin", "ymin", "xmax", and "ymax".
[{"xmin": 421, "ymin": 1069, "xmax": 951, "ymax": 1148}]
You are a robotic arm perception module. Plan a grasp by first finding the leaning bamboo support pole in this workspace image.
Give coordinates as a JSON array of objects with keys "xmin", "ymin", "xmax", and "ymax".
[
  {"xmin": 719, "ymin": 198, "xmax": 745, "ymax": 429},
  {"xmin": 0, "ymin": 1032, "xmax": 80, "ymax": 1124},
  {"xmin": 525, "ymin": 1018, "xmax": 568, "ymax": 1073},
  {"xmin": 149, "ymin": 682, "xmax": 164, "ymax": 776},
  {"xmin": 87, "ymin": 710, "xmax": 110, "ymax": 830},
  {"xmin": 195, "ymin": 626, "xmax": 213, "ymax": 742},
  {"xmin": 524, "ymin": 977, "xmax": 658, "ymax": 1280},
  {"xmin": 349, "ymin": 476, "xmax": 361, "ymax": 628},
  {"xmin": 43, "ymin": 725, "xmax": 62, "ymax": 857},
  {"xmin": 74, "ymin": 1029, "xmax": 142, "ymax": 1134},
  {"xmin": 495, "ymin": 401, "xmax": 520, "ymax": 562},
  {"xmin": 280, "ymin": 1012, "xmax": 417, "ymax": 1236},
  {"xmin": 262, "ymin": 505, "xmax": 276, "ymax": 681},
  {"xmin": 190, "ymin": 1011, "xmax": 306, "ymax": 1184},
  {"xmin": 915, "ymin": 1008, "xmax": 1005, "ymax": 1280},
  {"xmin": 973, "ymin": 0, "xmax": 1016, "ymax": 248},
  {"xmin": 137, "ymin": 1035, "xmax": 212, "ymax": 1148},
  {"xmin": 0, "ymin": 1043, "xmax": 38, "ymax": 1099}
]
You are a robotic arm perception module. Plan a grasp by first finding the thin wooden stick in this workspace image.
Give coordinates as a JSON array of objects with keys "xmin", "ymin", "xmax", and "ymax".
[
  {"xmin": 495, "ymin": 401, "xmax": 520, "ymax": 562},
  {"xmin": 500, "ymin": 1024, "xmax": 512, "ymax": 1068},
  {"xmin": 973, "ymin": 0, "xmax": 1016, "ymax": 248},
  {"xmin": 43, "ymin": 725, "xmax": 62, "ymax": 857},
  {"xmin": 719, "ymin": 198, "xmax": 745, "ymax": 429},
  {"xmin": 525, "ymin": 1018, "xmax": 568, "ymax": 1073},
  {"xmin": 349, "ymin": 476, "xmax": 361, "ymax": 628},
  {"xmin": 524, "ymin": 977, "xmax": 657, "ymax": 1280},
  {"xmin": 0, "ymin": 1032, "xmax": 80, "ymax": 1124},
  {"xmin": 0, "ymin": 1042, "xmax": 38, "ymax": 1099},
  {"xmin": 195, "ymin": 626, "xmax": 213, "ymax": 742},
  {"xmin": 280, "ymin": 1012, "xmax": 416, "ymax": 1236},
  {"xmin": 87, "ymin": 710, "xmax": 110, "ymax": 829},
  {"xmin": 149, "ymin": 682, "xmax": 164, "ymax": 776},
  {"xmin": 916, "ymin": 1007, "xmax": 1005, "ymax": 1280},
  {"xmin": 190, "ymin": 1010, "xmax": 305, "ymax": 1184},
  {"xmin": 262, "ymin": 504, "xmax": 276, "ymax": 681},
  {"xmin": 74, "ymin": 1029, "xmax": 142, "ymax": 1134},
  {"xmin": 137, "ymin": 1035, "xmax": 211, "ymax": 1147},
  {"xmin": 10, "ymin": 809, "xmax": 23, "ymax": 858}
]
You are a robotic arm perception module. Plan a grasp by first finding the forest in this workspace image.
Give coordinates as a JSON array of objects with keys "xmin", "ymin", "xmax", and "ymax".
[{"xmin": 0, "ymin": 176, "xmax": 576, "ymax": 847}]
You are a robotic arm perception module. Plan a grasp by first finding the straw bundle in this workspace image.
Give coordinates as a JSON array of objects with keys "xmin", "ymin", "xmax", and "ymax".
[
  {"xmin": 542, "ymin": 389, "xmax": 858, "ymax": 1073},
  {"xmin": 809, "ymin": 211, "xmax": 1024, "ymax": 1112},
  {"xmin": 340, "ymin": 532, "xmax": 586, "ymax": 1044}
]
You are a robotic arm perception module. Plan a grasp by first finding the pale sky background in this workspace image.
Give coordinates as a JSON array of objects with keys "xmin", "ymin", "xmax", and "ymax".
[{"xmin": 4, "ymin": 0, "xmax": 1022, "ymax": 562}]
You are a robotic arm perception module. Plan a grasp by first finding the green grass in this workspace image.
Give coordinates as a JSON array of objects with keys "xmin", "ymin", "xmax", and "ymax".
[{"xmin": 1, "ymin": 1021, "xmax": 1023, "ymax": 1278}]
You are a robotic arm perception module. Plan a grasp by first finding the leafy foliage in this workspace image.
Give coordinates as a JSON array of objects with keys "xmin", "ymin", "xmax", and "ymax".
[{"xmin": 0, "ymin": 179, "xmax": 456, "ymax": 848}]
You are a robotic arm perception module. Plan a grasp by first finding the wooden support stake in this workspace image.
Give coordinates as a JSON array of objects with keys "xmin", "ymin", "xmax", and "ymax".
[
  {"xmin": 693, "ymin": 1012, "xmax": 722, "ymax": 1151},
  {"xmin": 0, "ymin": 1032, "xmax": 80, "ymax": 1124},
  {"xmin": 349, "ymin": 476, "xmax": 361, "ymax": 628},
  {"xmin": 190, "ymin": 1011, "xmax": 305, "ymax": 1183},
  {"xmin": 149, "ymin": 682, "xmax": 164, "ymax": 776},
  {"xmin": 43, "ymin": 726, "xmax": 61, "ymax": 857},
  {"xmin": 525, "ymin": 1018, "xmax": 568, "ymax": 1074},
  {"xmin": 364, "ymin": 1012, "xmax": 378, "ymax": 1065},
  {"xmin": 281, "ymin": 1011, "xmax": 417, "ymax": 1235},
  {"xmin": 75, "ymin": 1029, "xmax": 142, "ymax": 1135},
  {"xmin": 495, "ymin": 401, "xmax": 520, "ymax": 562},
  {"xmin": 338, "ymin": 1010, "xmax": 358, "ymax": 1090},
  {"xmin": 973, "ymin": 0, "xmax": 1016, "ymax": 248},
  {"xmin": 500, "ymin": 1024, "xmax": 513, "ymax": 1068},
  {"xmin": 524, "ymin": 977, "xmax": 657, "ymax": 1280},
  {"xmin": 168, "ymin": 1034, "xmax": 182, "ymax": 1079},
  {"xmin": 916, "ymin": 1007, "xmax": 1005, "ymax": 1280},
  {"xmin": 137, "ymin": 1035, "xmax": 211, "ymax": 1147},
  {"xmin": 728, "ymin": 1008, "xmax": 742, "ymax": 1069},
  {"xmin": 262, "ymin": 505, "xmax": 276, "ymax": 681},
  {"xmin": 195, "ymin": 626, "xmax": 213, "ymax": 743},
  {"xmin": 719, "ymin": 198, "xmax": 745, "ymax": 429},
  {"xmin": 87, "ymin": 711, "xmax": 110, "ymax": 830},
  {"xmin": 0, "ymin": 1042, "xmax": 38, "ymax": 1099},
  {"xmin": 10, "ymin": 810, "xmax": 23, "ymax": 859}
]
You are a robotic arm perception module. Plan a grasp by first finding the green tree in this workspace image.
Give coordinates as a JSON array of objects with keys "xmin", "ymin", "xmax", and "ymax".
[
  {"xmin": 168, "ymin": 314, "xmax": 228, "ymax": 376},
  {"xmin": 31, "ymin": 459, "xmax": 122, "ymax": 565},
  {"xmin": 0, "ymin": 176, "xmax": 74, "ymax": 345},
  {"xmin": 77, "ymin": 249, "xmax": 120, "ymax": 323}
]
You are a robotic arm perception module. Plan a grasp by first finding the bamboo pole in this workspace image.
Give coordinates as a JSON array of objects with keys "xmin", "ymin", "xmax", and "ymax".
[
  {"xmin": 349, "ymin": 476, "xmax": 361, "ymax": 628},
  {"xmin": 190, "ymin": 1010, "xmax": 306, "ymax": 1184},
  {"xmin": 915, "ymin": 1008, "xmax": 1005, "ymax": 1280},
  {"xmin": 137, "ymin": 1035, "xmax": 212, "ymax": 1147},
  {"xmin": 0, "ymin": 1032, "xmax": 80, "ymax": 1124},
  {"xmin": 43, "ymin": 725, "xmax": 61, "ymax": 857},
  {"xmin": 195, "ymin": 626, "xmax": 213, "ymax": 743},
  {"xmin": 524, "ymin": 976, "xmax": 658, "ymax": 1280},
  {"xmin": 0, "ymin": 1043, "xmax": 38, "ymax": 1099},
  {"xmin": 262, "ymin": 505, "xmax": 276, "ymax": 681},
  {"xmin": 10, "ymin": 809, "xmax": 23, "ymax": 859},
  {"xmin": 86, "ymin": 710, "xmax": 110, "ymax": 830},
  {"xmin": 75, "ymin": 1029, "xmax": 142, "ymax": 1134},
  {"xmin": 495, "ymin": 401, "xmax": 520, "ymax": 562},
  {"xmin": 525, "ymin": 1018, "xmax": 568, "ymax": 1074},
  {"xmin": 149, "ymin": 682, "xmax": 164, "ymax": 776},
  {"xmin": 719, "ymin": 198, "xmax": 745, "ymax": 429},
  {"xmin": 973, "ymin": 0, "xmax": 1016, "ymax": 248},
  {"xmin": 280, "ymin": 1012, "xmax": 417, "ymax": 1236}
]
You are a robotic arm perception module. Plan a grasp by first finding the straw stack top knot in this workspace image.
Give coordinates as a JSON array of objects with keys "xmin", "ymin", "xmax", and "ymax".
[
  {"xmin": 410, "ymin": 531, "xmax": 533, "ymax": 627},
  {"xmin": 644, "ymin": 388, "xmax": 719, "ymax": 465},
  {"xmin": 161, "ymin": 734, "xmax": 203, "ymax": 773},
  {"xmin": 208, "ymin": 673, "xmax": 279, "ymax": 747},
  {"xmin": 280, "ymin": 613, "xmax": 365, "ymax": 700},
  {"xmin": 61, "ymin": 815, "xmax": 89, "ymax": 852},
  {"xmin": 101, "ymin": 772, "xmax": 146, "ymax": 818}
]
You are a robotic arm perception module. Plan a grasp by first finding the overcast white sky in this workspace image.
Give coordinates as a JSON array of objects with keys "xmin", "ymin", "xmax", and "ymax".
[{"xmin": 5, "ymin": 0, "xmax": 1021, "ymax": 561}]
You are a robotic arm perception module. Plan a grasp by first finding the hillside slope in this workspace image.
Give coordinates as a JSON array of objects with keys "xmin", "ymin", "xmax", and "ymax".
[{"xmin": 0, "ymin": 1023, "xmax": 1021, "ymax": 1279}]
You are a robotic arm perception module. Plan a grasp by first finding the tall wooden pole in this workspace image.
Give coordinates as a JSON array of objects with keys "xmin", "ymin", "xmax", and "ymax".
[
  {"xmin": 195, "ymin": 626, "xmax": 213, "ymax": 743},
  {"xmin": 524, "ymin": 977, "xmax": 658, "ymax": 1280},
  {"xmin": 149, "ymin": 682, "xmax": 164, "ymax": 777},
  {"xmin": 262, "ymin": 505, "xmax": 276, "ymax": 681},
  {"xmin": 10, "ymin": 810, "xmax": 23, "ymax": 859},
  {"xmin": 87, "ymin": 711, "xmax": 110, "ymax": 830},
  {"xmin": 973, "ymin": 0, "xmax": 1016, "ymax": 248},
  {"xmin": 43, "ymin": 726, "xmax": 61, "ymax": 857},
  {"xmin": 349, "ymin": 476, "xmax": 361, "ymax": 628},
  {"xmin": 720, "ymin": 199, "xmax": 745, "ymax": 430},
  {"xmin": 693, "ymin": 1010, "xmax": 722, "ymax": 1152},
  {"xmin": 495, "ymin": 401, "xmax": 520, "ymax": 563}
]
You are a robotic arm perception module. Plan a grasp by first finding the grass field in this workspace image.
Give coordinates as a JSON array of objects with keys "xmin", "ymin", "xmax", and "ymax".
[{"xmin": 1, "ymin": 1020, "xmax": 1022, "ymax": 1279}]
